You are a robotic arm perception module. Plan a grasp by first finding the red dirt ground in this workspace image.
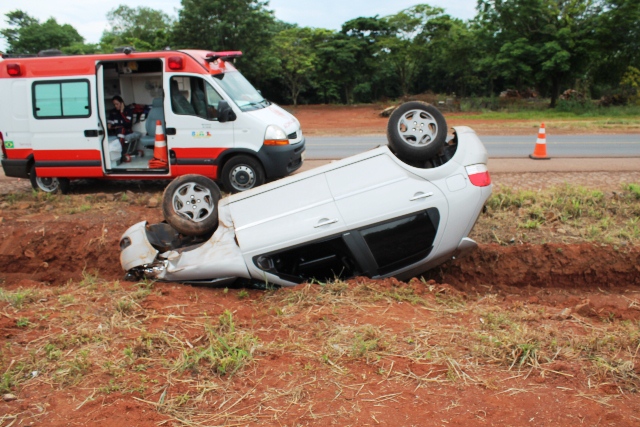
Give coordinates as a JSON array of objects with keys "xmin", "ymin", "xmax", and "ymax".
[{"xmin": 1, "ymin": 108, "xmax": 640, "ymax": 426}]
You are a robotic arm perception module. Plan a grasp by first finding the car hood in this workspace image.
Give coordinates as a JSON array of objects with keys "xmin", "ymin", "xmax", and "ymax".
[{"xmin": 245, "ymin": 103, "xmax": 300, "ymax": 134}]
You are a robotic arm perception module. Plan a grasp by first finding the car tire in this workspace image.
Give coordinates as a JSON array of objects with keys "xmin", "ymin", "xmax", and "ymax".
[
  {"xmin": 387, "ymin": 101, "xmax": 447, "ymax": 161},
  {"xmin": 221, "ymin": 155, "xmax": 265, "ymax": 193},
  {"xmin": 162, "ymin": 174, "xmax": 221, "ymax": 236},
  {"xmin": 29, "ymin": 164, "xmax": 70, "ymax": 194}
]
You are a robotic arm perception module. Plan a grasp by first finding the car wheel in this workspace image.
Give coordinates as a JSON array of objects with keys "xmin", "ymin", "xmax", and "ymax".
[
  {"xmin": 387, "ymin": 101, "xmax": 447, "ymax": 161},
  {"xmin": 29, "ymin": 164, "xmax": 70, "ymax": 194},
  {"xmin": 162, "ymin": 174, "xmax": 221, "ymax": 236},
  {"xmin": 221, "ymin": 155, "xmax": 265, "ymax": 193}
]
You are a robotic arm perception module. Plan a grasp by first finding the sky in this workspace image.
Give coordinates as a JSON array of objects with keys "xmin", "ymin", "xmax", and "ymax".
[{"xmin": 0, "ymin": 0, "xmax": 479, "ymax": 51}]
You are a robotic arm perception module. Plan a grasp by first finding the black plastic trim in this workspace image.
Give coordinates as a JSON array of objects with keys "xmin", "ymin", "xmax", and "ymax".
[
  {"xmin": 1, "ymin": 158, "xmax": 30, "ymax": 178},
  {"xmin": 36, "ymin": 160, "xmax": 101, "ymax": 168},
  {"xmin": 252, "ymin": 207, "xmax": 440, "ymax": 283},
  {"xmin": 175, "ymin": 158, "xmax": 215, "ymax": 165},
  {"xmin": 106, "ymin": 168, "xmax": 168, "ymax": 175}
]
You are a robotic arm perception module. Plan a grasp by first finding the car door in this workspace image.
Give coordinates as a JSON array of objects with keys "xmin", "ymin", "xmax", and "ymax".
[
  {"xmin": 228, "ymin": 173, "xmax": 346, "ymax": 282},
  {"xmin": 325, "ymin": 153, "xmax": 448, "ymax": 229},
  {"xmin": 325, "ymin": 153, "xmax": 448, "ymax": 277}
]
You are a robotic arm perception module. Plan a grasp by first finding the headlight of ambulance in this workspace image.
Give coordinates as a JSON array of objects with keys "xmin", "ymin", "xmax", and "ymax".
[{"xmin": 264, "ymin": 125, "xmax": 289, "ymax": 146}]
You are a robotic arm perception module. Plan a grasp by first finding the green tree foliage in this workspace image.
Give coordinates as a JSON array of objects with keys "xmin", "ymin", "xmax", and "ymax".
[
  {"xmin": 383, "ymin": 5, "xmax": 451, "ymax": 96},
  {"xmin": 171, "ymin": 0, "xmax": 276, "ymax": 83},
  {"xmin": 1, "ymin": 10, "xmax": 84, "ymax": 54},
  {"xmin": 592, "ymin": 0, "xmax": 640, "ymax": 93},
  {"xmin": 477, "ymin": 0, "xmax": 601, "ymax": 107},
  {"xmin": 2, "ymin": 1, "xmax": 639, "ymax": 107},
  {"xmin": 340, "ymin": 17, "xmax": 395, "ymax": 103},
  {"xmin": 100, "ymin": 6, "xmax": 173, "ymax": 52},
  {"xmin": 272, "ymin": 27, "xmax": 320, "ymax": 105}
]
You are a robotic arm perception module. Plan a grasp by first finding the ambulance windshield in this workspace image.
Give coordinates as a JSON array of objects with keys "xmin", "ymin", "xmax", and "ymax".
[{"xmin": 213, "ymin": 71, "xmax": 268, "ymax": 112}]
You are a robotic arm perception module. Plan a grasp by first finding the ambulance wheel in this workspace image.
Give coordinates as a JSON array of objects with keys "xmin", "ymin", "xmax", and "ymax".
[
  {"xmin": 221, "ymin": 155, "xmax": 265, "ymax": 193},
  {"xmin": 29, "ymin": 164, "xmax": 70, "ymax": 194},
  {"xmin": 162, "ymin": 174, "xmax": 221, "ymax": 236},
  {"xmin": 387, "ymin": 101, "xmax": 447, "ymax": 161}
]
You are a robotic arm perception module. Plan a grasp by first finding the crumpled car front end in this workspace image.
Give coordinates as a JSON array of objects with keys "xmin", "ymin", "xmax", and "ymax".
[{"xmin": 119, "ymin": 204, "xmax": 250, "ymax": 285}]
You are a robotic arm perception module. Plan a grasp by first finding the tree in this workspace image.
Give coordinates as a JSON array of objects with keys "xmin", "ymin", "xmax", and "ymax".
[
  {"xmin": 477, "ymin": 0, "xmax": 601, "ymax": 107},
  {"xmin": 1, "ymin": 10, "xmax": 84, "ymax": 54},
  {"xmin": 340, "ymin": 16, "xmax": 394, "ymax": 103},
  {"xmin": 171, "ymin": 0, "xmax": 277, "ymax": 83},
  {"xmin": 100, "ymin": 5, "xmax": 173, "ymax": 52},
  {"xmin": 272, "ymin": 27, "xmax": 316, "ymax": 105},
  {"xmin": 313, "ymin": 31, "xmax": 360, "ymax": 103},
  {"xmin": 382, "ymin": 5, "xmax": 452, "ymax": 96},
  {"xmin": 422, "ymin": 16, "xmax": 482, "ymax": 96},
  {"xmin": 592, "ymin": 0, "xmax": 640, "ymax": 94}
]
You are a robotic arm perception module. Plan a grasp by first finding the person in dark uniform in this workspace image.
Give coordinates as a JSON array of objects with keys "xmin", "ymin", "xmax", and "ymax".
[{"xmin": 108, "ymin": 95, "xmax": 141, "ymax": 162}]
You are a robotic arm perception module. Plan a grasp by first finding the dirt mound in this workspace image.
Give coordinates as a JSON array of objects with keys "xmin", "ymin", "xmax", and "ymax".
[
  {"xmin": 439, "ymin": 243, "xmax": 640, "ymax": 289},
  {"xmin": 1, "ymin": 208, "xmax": 638, "ymax": 293},
  {"xmin": 0, "ymin": 205, "xmax": 162, "ymax": 287}
]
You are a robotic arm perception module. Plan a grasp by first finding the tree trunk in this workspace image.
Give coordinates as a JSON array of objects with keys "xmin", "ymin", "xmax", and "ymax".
[{"xmin": 549, "ymin": 76, "xmax": 560, "ymax": 108}]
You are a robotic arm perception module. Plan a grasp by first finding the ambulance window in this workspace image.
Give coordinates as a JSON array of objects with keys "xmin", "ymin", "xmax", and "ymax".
[
  {"xmin": 171, "ymin": 76, "xmax": 224, "ymax": 120},
  {"xmin": 33, "ymin": 80, "xmax": 90, "ymax": 119}
]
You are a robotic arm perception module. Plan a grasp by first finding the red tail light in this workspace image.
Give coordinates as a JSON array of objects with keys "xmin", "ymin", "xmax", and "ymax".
[{"xmin": 465, "ymin": 164, "xmax": 491, "ymax": 187}]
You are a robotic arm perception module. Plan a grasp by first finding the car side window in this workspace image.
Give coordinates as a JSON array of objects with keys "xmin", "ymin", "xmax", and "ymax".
[
  {"xmin": 360, "ymin": 209, "xmax": 439, "ymax": 276},
  {"xmin": 255, "ymin": 236, "xmax": 362, "ymax": 284},
  {"xmin": 170, "ymin": 76, "xmax": 223, "ymax": 121}
]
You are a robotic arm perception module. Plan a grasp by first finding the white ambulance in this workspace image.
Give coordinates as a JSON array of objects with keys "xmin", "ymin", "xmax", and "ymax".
[{"xmin": 0, "ymin": 49, "xmax": 305, "ymax": 193}]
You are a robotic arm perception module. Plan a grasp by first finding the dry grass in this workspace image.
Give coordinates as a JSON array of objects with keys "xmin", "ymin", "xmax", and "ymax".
[
  {"xmin": 1, "ymin": 269, "xmax": 639, "ymax": 425},
  {"xmin": 474, "ymin": 182, "xmax": 640, "ymax": 245}
]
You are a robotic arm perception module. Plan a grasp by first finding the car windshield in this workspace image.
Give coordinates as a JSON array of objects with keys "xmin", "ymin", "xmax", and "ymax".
[{"xmin": 213, "ymin": 71, "xmax": 268, "ymax": 112}]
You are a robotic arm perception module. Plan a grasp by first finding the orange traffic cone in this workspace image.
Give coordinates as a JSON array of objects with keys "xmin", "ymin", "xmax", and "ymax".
[
  {"xmin": 529, "ymin": 123, "xmax": 550, "ymax": 160},
  {"xmin": 148, "ymin": 120, "xmax": 168, "ymax": 169}
]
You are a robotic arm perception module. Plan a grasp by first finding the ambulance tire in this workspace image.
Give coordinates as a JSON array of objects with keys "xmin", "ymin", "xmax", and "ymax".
[
  {"xmin": 221, "ymin": 155, "xmax": 265, "ymax": 193},
  {"xmin": 29, "ymin": 164, "xmax": 70, "ymax": 194},
  {"xmin": 387, "ymin": 101, "xmax": 447, "ymax": 161},
  {"xmin": 162, "ymin": 174, "xmax": 221, "ymax": 236}
]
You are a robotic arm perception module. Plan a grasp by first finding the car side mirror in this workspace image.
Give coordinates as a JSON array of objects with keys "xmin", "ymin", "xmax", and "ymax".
[{"xmin": 217, "ymin": 100, "xmax": 236, "ymax": 123}]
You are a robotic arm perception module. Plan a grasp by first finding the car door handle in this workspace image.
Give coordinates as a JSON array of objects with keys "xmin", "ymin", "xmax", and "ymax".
[
  {"xmin": 410, "ymin": 192, "xmax": 434, "ymax": 201},
  {"xmin": 314, "ymin": 218, "xmax": 338, "ymax": 228},
  {"xmin": 166, "ymin": 127, "xmax": 177, "ymax": 135}
]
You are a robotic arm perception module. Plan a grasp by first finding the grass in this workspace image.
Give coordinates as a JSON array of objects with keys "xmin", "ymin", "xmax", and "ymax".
[
  {"xmin": 0, "ymin": 267, "xmax": 639, "ymax": 425},
  {"xmin": 478, "ymin": 182, "xmax": 640, "ymax": 245},
  {"xmin": 0, "ymin": 288, "xmax": 42, "ymax": 309},
  {"xmin": 1, "ymin": 179, "xmax": 639, "ymax": 423},
  {"xmin": 455, "ymin": 97, "xmax": 640, "ymax": 118},
  {"xmin": 174, "ymin": 310, "xmax": 256, "ymax": 376}
]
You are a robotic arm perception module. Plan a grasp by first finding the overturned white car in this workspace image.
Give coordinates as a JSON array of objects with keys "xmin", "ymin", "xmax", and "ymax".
[{"xmin": 119, "ymin": 102, "xmax": 492, "ymax": 287}]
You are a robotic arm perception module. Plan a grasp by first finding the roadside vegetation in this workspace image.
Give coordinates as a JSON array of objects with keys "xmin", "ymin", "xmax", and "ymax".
[
  {"xmin": 474, "ymin": 183, "xmax": 640, "ymax": 246},
  {"xmin": 2, "ymin": 0, "xmax": 639, "ymax": 109}
]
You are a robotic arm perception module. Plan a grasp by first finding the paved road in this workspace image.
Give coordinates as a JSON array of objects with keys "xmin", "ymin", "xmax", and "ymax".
[{"xmin": 305, "ymin": 134, "xmax": 640, "ymax": 159}]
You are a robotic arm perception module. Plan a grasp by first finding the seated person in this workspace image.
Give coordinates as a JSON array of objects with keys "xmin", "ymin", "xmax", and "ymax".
[{"xmin": 108, "ymin": 95, "xmax": 142, "ymax": 162}]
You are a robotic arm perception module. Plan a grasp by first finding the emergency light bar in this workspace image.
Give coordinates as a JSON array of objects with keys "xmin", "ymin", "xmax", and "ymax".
[{"xmin": 205, "ymin": 51, "xmax": 243, "ymax": 62}]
